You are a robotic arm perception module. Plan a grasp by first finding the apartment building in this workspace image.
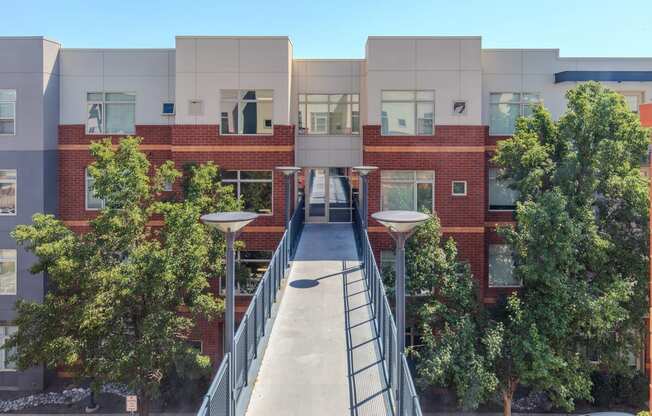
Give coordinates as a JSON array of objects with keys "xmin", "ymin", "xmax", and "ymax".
[{"xmin": 0, "ymin": 34, "xmax": 650, "ymax": 390}]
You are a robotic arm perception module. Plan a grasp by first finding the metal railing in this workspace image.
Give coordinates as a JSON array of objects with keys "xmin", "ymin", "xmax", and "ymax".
[
  {"xmin": 352, "ymin": 203, "xmax": 423, "ymax": 416},
  {"xmin": 197, "ymin": 198, "xmax": 304, "ymax": 416}
]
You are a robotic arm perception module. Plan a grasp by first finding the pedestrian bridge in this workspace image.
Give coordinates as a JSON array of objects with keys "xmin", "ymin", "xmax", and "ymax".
[{"xmin": 197, "ymin": 202, "xmax": 423, "ymax": 416}]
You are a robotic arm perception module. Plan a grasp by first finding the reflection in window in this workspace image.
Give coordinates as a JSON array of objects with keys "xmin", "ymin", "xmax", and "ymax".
[
  {"xmin": 235, "ymin": 250, "xmax": 273, "ymax": 294},
  {"xmin": 620, "ymin": 92, "xmax": 644, "ymax": 114},
  {"xmin": 0, "ymin": 90, "xmax": 17, "ymax": 135},
  {"xmin": 0, "ymin": 170, "xmax": 16, "ymax": 215},
  {"xmin": 489, "ymin": 92, "xmax": 539, "ymax": 135},
  {"xmin": 222, "ymin": 170, "xmax": 273, "ymax": 214},
  {"xmin": 381, "ymin": 171, "xmax": 434, "ymax": 212},
  {"xmin": 381, "ymin": 91, "xmax": 434, "ymax": 136},
  {"xmin": 85, "ymin": 168, "xmax": 105, "ymax": 210},
  {"xmin": 488, "ymin": 168, "xmax": 519, "ymax": 210},
  {"xmin": 0, "ymin": 250, "xmax": 17, "ymax": 295},
  {"xmin": 0, "ymin": 326, "xmax": 17, "ymax": 370},
  {"xmin": 220, "ymin": 90, "xmax": 273, "ymax": 135},
  {"xmin": 86, "ymin": 92, "xmax": 135, "ymax": 134},
  {"xmin": 298, "ymin": 94, "xmax": 359, "ymax": 135},
  {"xmin": 488, "ymin": 244, "xmax": 519, "ymax": 287}
]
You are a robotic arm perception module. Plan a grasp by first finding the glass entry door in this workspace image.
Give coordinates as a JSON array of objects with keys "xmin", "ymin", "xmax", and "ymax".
[{"xmin": 305, "ymin": 168, "xmax": 352, "ymax": 223}]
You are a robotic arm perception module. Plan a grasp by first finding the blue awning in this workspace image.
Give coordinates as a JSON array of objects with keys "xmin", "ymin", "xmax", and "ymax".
[{"xmin": 554, "ymin": 71, "xmax": 652, "ymax": 83}]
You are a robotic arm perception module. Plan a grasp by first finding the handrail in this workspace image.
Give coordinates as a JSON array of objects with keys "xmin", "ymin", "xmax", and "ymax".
[
  {"xmin": 352, "ymin": 202, "xmax": 423, "ymax": 416},
  {"xmin": 197, "ymin": 198, "xmax": 304, "ymax": 416}
]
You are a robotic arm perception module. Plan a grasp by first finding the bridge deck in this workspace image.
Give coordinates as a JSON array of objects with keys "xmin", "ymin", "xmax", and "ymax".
[{"xmin": 245, "ymin": 224, "xmax": 392, "ymax": 416}]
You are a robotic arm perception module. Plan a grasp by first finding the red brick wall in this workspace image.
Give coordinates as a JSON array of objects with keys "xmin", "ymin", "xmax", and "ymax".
[
  {"xmin": 58, "ymin": 123, "xmax": 294, "ymax": 365},
  {"xmin": 364, "ymin": 124, "xmax": 489, "ymax": 295}
]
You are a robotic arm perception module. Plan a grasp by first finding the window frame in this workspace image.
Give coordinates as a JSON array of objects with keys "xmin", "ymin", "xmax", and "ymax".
[
  {"xmin": 0, "ymin": 89, "xmax": 16, "ymax": 136},
  {"xmin": 380, "ymin": 90, "xmax": 435, "ymax": 136},
  {"xmin": 85, "ymin": 91, "xmax": 136, "ymax": 135},
  {"xmin": 619, "ymin": 91, "xmax": 644, "ymax": 114},
  {"xmin": 222, "ymin": 170, "xmax": 274, "ymax": 216},
  {"xmin": 220, "ymin": 90, "xmax": 274, "ymax": 136},
  {"xmin": 0, "ymin": 326, "xmax": 17, "ymax": 371},
  {"xmin": 451, "ymin": 180, "xmax": 467, "ymax": 196},
  {"xmin": 488, "ymin": 167, "xmax": 518, "ymax": 212},
  {"xmin": 380, "ymin": 170, "xmax": 435, "ymax": 212},
  {"xmin": 488, "ymin": 244, "xmax": 521, "ymax": 288},
  {"xmin": 488, "ymin": 92, "xmax": 540, "ymax": 136},
  {"xmin": 297, "ymin": 93, "xmax": 360, "ymax": 136},
  {"xmin": 85, "ymin": 168, "xmax": 105, "ymax": 211},
  {"xmin": 0, "ymin": 250, "xmax": 17, "ymax": 296},
  {"xmin": 0, "ymin": 170, "xmax": 17, "ymax": 216}
]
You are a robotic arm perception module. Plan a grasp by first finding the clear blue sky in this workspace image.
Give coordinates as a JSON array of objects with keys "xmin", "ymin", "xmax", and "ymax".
[{"xmin": 4, "ymin": 0, "xmax": 651, "ymax": 58}]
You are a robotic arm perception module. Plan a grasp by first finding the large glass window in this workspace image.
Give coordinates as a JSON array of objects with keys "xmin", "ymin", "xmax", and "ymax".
[
  {"xmin": 85, "ymin": 168, "xmax": 105, "ymax": 211},
  {"xmin": 222, "ymin": 170, "xmax": 273, "ymax": 214},
  {"xmin": 488, "ymin": 244, "xmax": 519, "ymax": 287},
  {"xmin": 489, "ymin": 92, "xmax": 540, "ymax": 135},
  {"xmin": 620, "ymin": 92, "xmax": 644, "ymax": 114},
  {"xmin": 86, "ymin": 92, "xmax": 136, "ymax": 135},
  {"xmin": 234, "ymin": 250, "xmax": 273, "ymax": 294},
  {"xmin": 488, "ymin": 168, "xmax": 519, "ymax": 211},
  {"xmin": 0, "ymin": 90, "xmax": 16, "ymax": 136},
  {"xmin": 0, "ymin": 326, "xmax": 17, "ymax": 370},
  {"xmin": 380, "ymin": 171, "xmax": 434, "ymax": 212},
  {"xmin": 220, "ymin": 90, "xmax": 273, "ymax": 135},
  {"xmin": 0, "ymin": 250, "xmax": 17, "ymax": 295},
  {"xmin": 0, "ymin": 170, "xmax": 16, "ymax": 215},
  {"xmin": 381, "ymin": 91, "xmax": 434, "ymax": 136},
  {"xmin": 298, "ymin": 94, "xmax": 359, "ymax": 135}
]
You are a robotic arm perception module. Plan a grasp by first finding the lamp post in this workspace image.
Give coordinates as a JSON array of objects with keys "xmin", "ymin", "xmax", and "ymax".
[
  {"xmin": 352, "ymin": 166, "xmax": 377, "ymax": 229},
  {"xmin": 275, "ymin": 166, "xmax": 301, "ymax": 256},
  {"xmin": 200, "ymin": 211, "xmax": 258, "ymax": 416},
  {"xmin": 371, "ymin": 210, "xmax": 430, "ymax": 416}
]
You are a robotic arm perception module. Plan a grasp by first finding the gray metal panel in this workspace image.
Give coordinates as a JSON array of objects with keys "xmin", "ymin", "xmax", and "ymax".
[{"xmin": 0, "ymin": 150, "xmax": 50, "ymax": 391}]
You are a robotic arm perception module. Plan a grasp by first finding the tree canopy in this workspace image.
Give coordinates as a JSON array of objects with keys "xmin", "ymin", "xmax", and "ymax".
[
  {"xmin": 9, "ymin": 137, "xmax": 242, "ymax": 415},
  {"xmin": 414, "ymin": 82, "xmax": 650, "ymax": 416}
]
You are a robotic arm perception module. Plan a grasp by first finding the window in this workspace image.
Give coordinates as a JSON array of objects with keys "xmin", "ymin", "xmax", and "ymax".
[
  {"xmin": 0, "ymin": 90, "xmax": 16, "ymax": 135},
  {"xmin": 380, "ymin": 250, "xmax": 395, "ymax": 276},
  {"xmin": 489, "ymin": 244, "xmax": 519, "ymax": 287},
  {"xmin": 232, "ymin": 250, "xmax": 273, "ymax": 294},
  {"xmin": 187, "ymin": 340, "xmax": 203, "ymax": 353},
  {"xmin": 85, "ymin": 168, "xmax": 105, "ymax": 210},
  {"xmin": 161, "ymin": 102, "xmax": 175, "ymax": 115},
  {"xmin": 163, "ymin": 180, "xmax": 173, "ymax": 192},
  {"xmin": 0, "ymin": 170, "xmax": 16, "ymax": 215},
  {"xmin": 86, "ymin": 92, "xmax": 136, "ymax": 135},
  {"xmin": 620, "ymin": 92, "xmax": 644, "ymax": 113},
  {"xmin": 0, "ymin": 250, "xmax": 17, "ymax": 295},
  {"xmin": 222, "ymin": 171, "xmax": 273, "ymax": 214},
  {"xmin": 298, "ymin": 94, "xmax": 359, "ymax": 135},
  {"xmin": 0, "ymin": 326, "xmax": 16, "ymax": 370},
  {"xmin": 380, "ymin": 171, "xmax": 434, "ymax": 212},
  {"xmin": 381, "ymin": 91, "xmax": 434, "ymax": 136},
  {"xmin": 488, "ymin": 168, "xmax": 519, "ymax": 210},
  {"xmin": 220, "ymin": 90, "xmax": 273, "ymax": 135},
  {"xmin": 489, "ymin": 93, "xmax": 540, "ymax": 135},
  {"xmin": 452, "ymin": 181, "xmax": 467, "ymax": 196},
  {"xmin": 405, "ymin": 326, "xmax": 423, "ymax": 349}
]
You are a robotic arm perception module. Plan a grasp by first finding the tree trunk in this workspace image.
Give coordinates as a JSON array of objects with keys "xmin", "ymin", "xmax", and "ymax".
[
  {"xmin": 138, "ymin": 393, "xmax": 150, "ymax": 416},
  {"xmin": 503, "ymin": 390, "xmax": 512, "ymax": 416}
]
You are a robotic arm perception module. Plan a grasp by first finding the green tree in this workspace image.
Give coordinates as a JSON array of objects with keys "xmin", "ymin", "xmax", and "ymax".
[
  {"xmin": 414, "ymin": 83, "xmax": 649, "ymax": 416},
  {"xmin": 490, "ymin": 82, "xmax": 650, "ymax": 415},
  {"xmin": 8, "ymin": 137, "xmax": 242, "ymax": 416},
  {"xmin": 409, "ymin": 216, "xmax": 500, "ymax": 410}
]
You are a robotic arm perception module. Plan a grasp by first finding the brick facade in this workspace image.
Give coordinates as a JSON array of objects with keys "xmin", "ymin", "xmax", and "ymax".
[
  {"xmin": 58, "ymin": 123, "xmax": 294, "ymax": 365},
  {"xmin": 362, "ymin": 124, "xmax": 516, "ymax": 301}
]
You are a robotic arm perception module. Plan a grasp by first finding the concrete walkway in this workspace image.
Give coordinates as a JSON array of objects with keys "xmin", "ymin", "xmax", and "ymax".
[{"xmin": 245, "ymin": 224, "xmax": 392, "ymax": 416}]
